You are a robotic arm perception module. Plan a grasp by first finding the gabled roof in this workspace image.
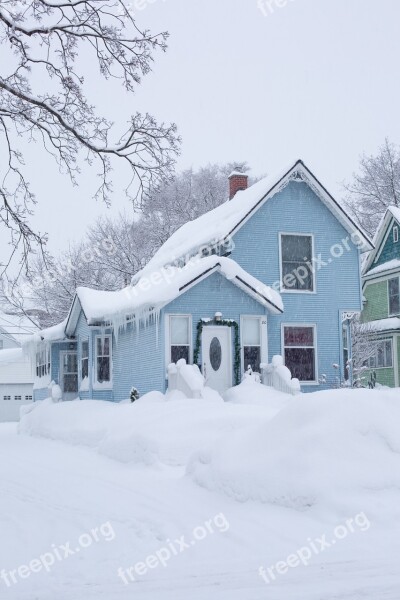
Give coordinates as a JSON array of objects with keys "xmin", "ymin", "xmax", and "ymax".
[
  {"xmin": 134, "ymin": 160, "xmax": 373, "ymax": 282},
  {"xmin": 362, "ymin": 206, "xmax": 400, "ymax": 276},
  {"xmin": 65, "ymin": 256, "xmax": 283, "ymax": 336}
]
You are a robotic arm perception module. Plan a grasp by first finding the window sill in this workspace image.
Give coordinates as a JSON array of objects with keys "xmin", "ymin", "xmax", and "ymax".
[
  {"xmin": 281, "ymin": 289, "xmax": 316, "ymax": 295},
  {"xmin": 92, "ymin": 382, "xmax": 113, "ymax": 391}
]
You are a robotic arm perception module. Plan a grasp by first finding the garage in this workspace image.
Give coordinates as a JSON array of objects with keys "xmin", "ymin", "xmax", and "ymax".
[{"xmin": 0, "ymin": 349, "xmax": 34, "ymax": 422}]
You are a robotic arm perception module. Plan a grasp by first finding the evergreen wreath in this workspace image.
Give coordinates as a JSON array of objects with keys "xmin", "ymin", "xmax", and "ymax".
[{"xmin": 194, "ymin": 318, "xmax": 241, "ymax": 385}]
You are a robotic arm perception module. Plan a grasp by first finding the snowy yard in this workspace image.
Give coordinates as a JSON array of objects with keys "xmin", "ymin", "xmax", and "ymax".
[{"xmin": 1, "ymin": 383, "xmax": 400, "ymax": 599}]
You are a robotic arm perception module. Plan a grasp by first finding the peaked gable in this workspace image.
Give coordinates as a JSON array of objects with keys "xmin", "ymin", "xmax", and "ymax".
[
  {"xmin": 363, "ymin": 207, "xmax": 400, "ymax": 276},
  {"xmin": 136, "ymin": 160, "xmax": 373, "ymax": 281}
]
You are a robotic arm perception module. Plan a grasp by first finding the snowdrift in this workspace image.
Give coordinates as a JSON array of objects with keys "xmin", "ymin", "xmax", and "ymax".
[
  {"xmin": 19, "ymin": 383, "xmax": 288, "ymax": 468},
  {"xmin": 188, "ymin": 388, "xmax": 400, "ymax": 515}
]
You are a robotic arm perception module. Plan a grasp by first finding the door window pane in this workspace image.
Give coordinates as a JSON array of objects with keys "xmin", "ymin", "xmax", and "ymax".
[{"xmin": 209, "ymin": 337, "xmax": 222, "ymax": 371}]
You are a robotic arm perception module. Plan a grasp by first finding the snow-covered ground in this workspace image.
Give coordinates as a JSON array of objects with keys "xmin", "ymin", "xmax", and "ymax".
[{"xmin": 1, "ymin": 382, "xmax": 400, "ymax": 599}]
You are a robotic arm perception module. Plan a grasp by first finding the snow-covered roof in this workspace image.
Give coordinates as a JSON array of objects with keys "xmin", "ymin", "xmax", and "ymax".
[
  {"xmin": 135, "ymin": 160, "xmax": 373, "ymax": 282},
  {"xmin": 66, "ymin": 256, "xmax": 283, "ymax": 334},
  {"xmin": 0, "ymin": 312, "xmax": 38, "ymax": 345},
  {"xmin": 363, "ymin": 317, "xmax": 400, "ymax": 333},
  {"xmin": 365, "ymin": 258, "xmax": 400, "ymax": 278},
  {"xmin": 25, "ymin": 319, "xmax": 68, "ymax": 348},
  {"xmin": 363, "ymin": 206, "xmax": 400, "ymax": 275}
]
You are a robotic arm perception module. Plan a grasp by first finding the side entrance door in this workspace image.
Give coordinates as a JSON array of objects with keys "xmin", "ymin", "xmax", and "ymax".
[
  {"xmin": 60, "ymin": 352, "xmax": 78, "ymax": 401},
  {"xmin": 202, "ymin": 326, "xmax": 232, "ymax": 394}
]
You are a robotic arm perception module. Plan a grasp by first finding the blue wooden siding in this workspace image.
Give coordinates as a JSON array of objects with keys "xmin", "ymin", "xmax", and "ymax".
[
  {"xmin": 112, "ymin": 271, "xmax": 267, "ymax": 400},
  {"xmin": 370, "ymin": 219, "xmax": 400, "ymax": 270},
  {"xmin": 230, "ymin": 180, "xmax": 362, "ymax": 390}
]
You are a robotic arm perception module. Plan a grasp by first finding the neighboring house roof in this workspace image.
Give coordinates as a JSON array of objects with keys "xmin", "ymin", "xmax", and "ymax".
[
  {"xmin": 362, "ymin": 317, "xmax": 400, "ymax": 333},
  {"xmin": 65, "ymin": 256, "xmax": 283, "ymax": 336},
  {"xmin": 0, "ymin": 312, "xmax": 38, "ymax": 346},
  {"xmin": 363, "ymin": 206, "xmax": 400, "ymax": 275},
  {"xmin": 365, "ymin": 258, "xmax": 400, "ymax": 279},
  {"xmin": 134, "ymin": 159, "xmax": 373, "ymax": 282},
  {"xmin": 0, "ymin": 348, "xmax": 34, "ymax": 384}
]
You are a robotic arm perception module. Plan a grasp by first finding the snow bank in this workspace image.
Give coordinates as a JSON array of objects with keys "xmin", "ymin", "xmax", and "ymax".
[
  {"xmin": 19, "ymin": 384, "xmax": 285, "ymax": 467},
  {"xmin": 188, "ymin": 388, "xmax": 400, "ymax": 516}
]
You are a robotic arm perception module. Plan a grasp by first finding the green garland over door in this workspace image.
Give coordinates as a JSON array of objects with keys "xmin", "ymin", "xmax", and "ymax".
[{"xmin": 194, "ymin": 319, "xmax": 241, "ymax": 386}]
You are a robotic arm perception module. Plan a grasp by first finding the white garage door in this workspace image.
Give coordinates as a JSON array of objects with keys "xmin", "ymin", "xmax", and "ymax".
[{"xmin": 0, "ymin": 385, "xmax": 33, "ymax": 422}]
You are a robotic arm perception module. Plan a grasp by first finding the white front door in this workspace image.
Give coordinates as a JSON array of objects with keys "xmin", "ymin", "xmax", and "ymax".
[{"xmin": 202, "ymin": 326, "xmax": 232, "ymax": 393}]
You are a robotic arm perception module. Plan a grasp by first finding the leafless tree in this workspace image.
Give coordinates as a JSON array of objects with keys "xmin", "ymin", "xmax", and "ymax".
[
  {"xmin": 0, "ymin": 0, "xmax": 180, "ymax": 273},
  {"xmin": 344, "ymin": 138, "xmax": 400, "ymax": 236},
  {"xmin": 351, "ymin": 317, "xmax": 378, "ymax": 387}
]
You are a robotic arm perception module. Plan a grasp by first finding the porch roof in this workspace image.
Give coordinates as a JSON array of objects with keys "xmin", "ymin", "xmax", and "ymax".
[{"xmin": 66, "ymin": 256, "xmax": 283, "ymax": 334}]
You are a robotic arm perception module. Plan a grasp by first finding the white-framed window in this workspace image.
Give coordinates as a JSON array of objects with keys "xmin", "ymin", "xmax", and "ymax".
[
  {"xmin": 394, "ymin": 226, "xmax": 399, "ymax": 243},
  {"xmin": 280, "ymin": 233, "xmax": 315, "ymax": 292},
  {"xmin": 242, "ymin": 316, "xmax": 262, "ymax": 372},
  {"xmin": 95, "ymin": 335, "xmax": 112, "ymax": 384},
  {"xmin": 169, "ymin": 315, "xmax": 191, "ymax": 364},
  {"xmin": 36, "ymin": 344, "xmax": 50, "ymax": 378},
  {"xmin": 283, "ymin": 325, "xmax": 317, "ymax": 382},
  {"xmin": 81, "ymin": 339, "xmax": 89, "ymax": 380},
  {"xmin": 367, "ymin": 339, "xmax": 393, "ymax": 369},
  {"xmin": 14, "ymin": 395, "xmax": 22, "ymax": 401},
  {"xmin": 342, "ymin": 324, "xmax": 349, "ymax": 381},
  {"xmin": 25, "ymin": 395, "xmax": 32, "ymax": 401},
  {"xmin": 388, "ymin": 277, "xmax": 400, "ymax": 316},
  {"xmin": 3, "ymin": 396, "xmax": 11, "ymax": 401}
]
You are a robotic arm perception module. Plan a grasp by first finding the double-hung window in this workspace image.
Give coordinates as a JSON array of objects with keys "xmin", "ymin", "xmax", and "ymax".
[
  {"xmin": 283, "ymin": 325, "xmax": 316, "ymax": 382},
  {"xmin": 342, "ymin": 324, "xmax": 349, "ymax": 380},
  {"xmin": 280, "ymin": 234, "xmax": 314, "ymax": 292},
  {"xmin": 169, "ymin": 316, "xmax": 191, "ymax": 364},
  {"xmin": 95, "ymin": 335, "xmax": 112, "ymax": 384},
  {"xmin": 388, "ymin": 277, "xmax": 400, "ymax": 316},
  {"xmin": 81, "ymin": 340, "xmax": 89, "ymax": 380},
  {"xmin": 242, "ymin": 317, "xmax": 261, "ymax": 372},
  {"xmin": 368, "ymin": 339, "xmax": 393, "ymax": 369},
  {"xmin": 36, "ymin": 345, "xmax": 50, "ymax": 378}
]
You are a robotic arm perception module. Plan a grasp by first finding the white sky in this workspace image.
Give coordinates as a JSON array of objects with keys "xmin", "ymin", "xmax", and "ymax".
[{"xmin": 5, "ymin": 0, "xmax": 400, "ymax": 258}]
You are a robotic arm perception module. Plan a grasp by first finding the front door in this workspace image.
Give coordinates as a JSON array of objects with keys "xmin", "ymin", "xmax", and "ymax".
[
  {"xmin": 60, "ymin": 352, "xmax": 78, "ymax": 401},
  {"xmin": 202, "ymin": 326, "xmax": 232, "ymax": 393}
]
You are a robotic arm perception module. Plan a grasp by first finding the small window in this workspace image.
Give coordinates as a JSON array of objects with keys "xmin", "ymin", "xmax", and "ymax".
[
  {"xmin": 81, "ymin": 340, "xmax": 89, "ymax": 380},
  {"xmin": 3, "ymin": 396, "xmax": 11, "ymax": 401},
  {"xmin": 170, "ymin": 316, "xmax": 191, "ymax": 364},
  {"xmin": 368, "ymin": 339, "xmax": 393, "ymax": 369},
  {"xmin": 342, "ymin": 324, "xmax": 349, "ymax": 381},
  {"xmin": 242, "ymin": 317, "xmax": 261, "ymax": 372},
  {"xmin": 283, "ymin": 326, "xmax": 316, "ymax": 382},
  {"xmin": 388, "ymin": 278, "xmax": 400, "ymax": 316},
  {"xmin": 14, "ymin": 396, "xmax": 22, "ymax": 401},
  {"xmin": 25, "ymin": 395, "xmax": 32, "ymax": 401},
  {"xmin": 96, "ymin": 336, "xmax": 112, "ymax": 384},
  {"xmin": 394, "ymin": 226, "xmax": 399, "ymax": 243},
  {"xmin": 280, "ymin": 234, "xmax": 314, "ymax": 292},
  {"xmin": 36, "ymin": 345, "xmax": 50, "ymax": 378}
]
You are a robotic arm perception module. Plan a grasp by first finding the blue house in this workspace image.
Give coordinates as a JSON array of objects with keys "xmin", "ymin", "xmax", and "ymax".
[{"xmin": 29, "ymin": 160, "xmax": 373, "ymax": 401}]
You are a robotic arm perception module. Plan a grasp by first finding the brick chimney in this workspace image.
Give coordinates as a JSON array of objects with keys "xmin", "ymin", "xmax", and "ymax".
[{"xmin": 229, "ymin": 170, "xmax": 249, "ymax": 200}]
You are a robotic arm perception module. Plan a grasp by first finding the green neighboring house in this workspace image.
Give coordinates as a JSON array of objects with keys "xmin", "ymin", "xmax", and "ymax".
[{"xmin": 362, "ymin": 206, "xmax": 400, "ymax": 388}]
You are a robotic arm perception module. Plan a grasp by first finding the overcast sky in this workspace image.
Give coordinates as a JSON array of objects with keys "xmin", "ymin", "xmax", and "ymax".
[{"xmin": 7, "ymin": 0, "xmax": 400, "ymax": 258}]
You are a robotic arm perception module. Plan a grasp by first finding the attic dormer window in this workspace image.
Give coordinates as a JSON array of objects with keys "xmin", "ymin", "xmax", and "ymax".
[{"xmin": 393, "ymin": 226, "xmax": 399, "ymax": 243}]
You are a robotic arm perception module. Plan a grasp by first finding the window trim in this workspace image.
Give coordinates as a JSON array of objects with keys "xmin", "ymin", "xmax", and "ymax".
[
  {"xmin": 81, "ymin": 338, "xmax": 89, "ymax": 381},
  {"xmin": 394, "ymin": 226, "xmax": 399, "ymax": 243},
  {"xmin": 366, "ymin": 338, "xmax": 393, "ymax": 370},
  {"xmin": 388, "ymin": 276, "xmax": 400, "ymax": 317},
  {"xmin": 240, "ymin": 315, "xmax": 268, "ymax": 373},
  {"xmin": 93, "ymin": 334, "xmax": 113, "ymax": 389},
  {"xmin": 281, "ymin": 323, "xmax": 318, "ymax": 384},
  {"xmin": 278, "ymin": 232, "xmax": 316, "ymax": 294},
  {"xmin": 165, "ymin": 314, "xmax": 193, "ymax": 367}
]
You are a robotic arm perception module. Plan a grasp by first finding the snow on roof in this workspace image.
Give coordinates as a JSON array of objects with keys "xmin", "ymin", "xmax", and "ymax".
[
  {"xmin": 366, "ymin": 258, "xmax": 400, "ymax": 277},
  {"xmin": 25, "ymin": 319, "xmax": 68, "ymax": 348},
  {"xmin": 388, "ymin": 205, "xmax": 400, "ymax": 224},
  {"xmin": 0, "ymin": 312, "xmax": 38, "ymax": 345},
  {"xmin": 0, "ymin": 348, "xmax": 25, "ymax": 364},
  {"xmin": 363, "ymin": 317, "xmax": 400, "ymax": 332},
  {"xmin": 0, "ymin": 348, "xmax": 34, "ymax": 384},
  {"xmin": 364, "ymin": 207, "xmax": 400, "ymax": 274},
  {"xmin": 74, "ymin": 256, "xmax": 283, "ymax": 329},
  {"xmin": 135, "ymin": 160, "xmax": 372, "ymax": 282}
]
